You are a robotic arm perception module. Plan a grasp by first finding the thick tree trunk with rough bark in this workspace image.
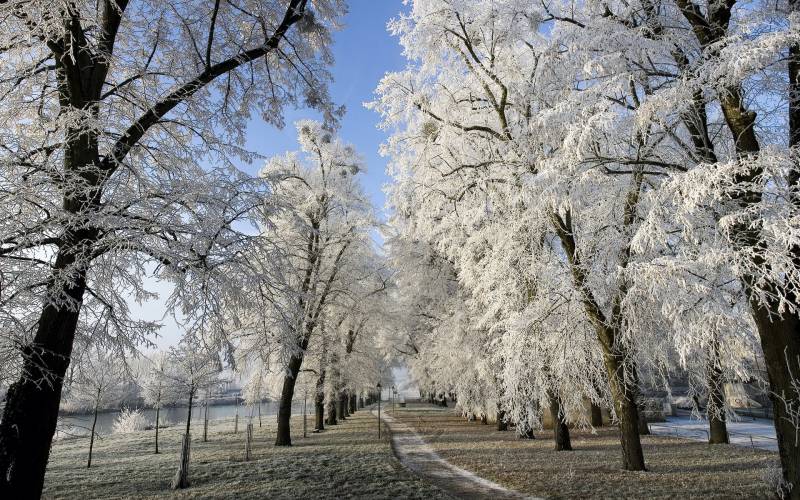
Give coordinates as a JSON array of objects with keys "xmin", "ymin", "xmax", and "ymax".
[
  {"xmin": 0, "ymin": 269, "xmax": 88, "ymax": 497},
  {"xmin": 337, "ymin": 392, "xmax": 347, "ymax": 420},
  {"xmin": 549, "ymin": 394, "xmax": 572, "ymax": 451},
  {"xmin": 752, "ymin": 306, "xmax": 800, "ymax": 494},
  {"xmin": 349, "ymin": 394, "xmax": 357, "ymax": 413},
  {"xmin": 638, "ymin": 404, "xmax": 650, "ymax": 435},
  {"xmin": 497, "ymin": 405, "xmax": 508, "ymax": 431},
  {"xmin": 609, "ymin": 372, "xmax": 646, "ymax": 470},
  {"xmin": 591, "ymin": 403, "xmax": 603, "ymax": 427},
  {"xmin": 706, "ymin": 339, "xmax": 729, "ymax": 444},
  {"xmin": 326, "ymin": 397, "xmax": 338, "ymax": 426},
  {"xmin": 275, "ymin": 355, "xmax": 303, "ymax": 446},
  {"xmin": 314, "ymin": 370, "xmax": 325, "ymax": 432}
]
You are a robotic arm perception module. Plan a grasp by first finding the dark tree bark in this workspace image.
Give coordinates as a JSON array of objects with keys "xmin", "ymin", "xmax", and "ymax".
[
  {"xmin": 549, "ymin": 394, "xmax": 572, "ymax": 451},
  {"xmin": 349, "ymin": 394, "xmax": 357, "ymax": 413},
  {"xmin": 706, "ymin": 339, "xmax": 729, "ymax": 444},
  {"xmin": 326, "ymin": 396, "xmax": 338, "ymax": 426},
  {"xmin": 0, "ymin": 271, "xmax": 88, "ymax": 496},
  {"xmin": 337, "ymin": 391, "xmax": 347, "ymax": 420},
  {"xmin": 314, "ymin": 370, "xmax": 325, "ymax": 432},
  {"xmin": 590, "ymin": 403, "xmax": 604, "ymax": 427},
  {"xmin": 496, "ymin": 406, "xmax": 508, "ymax": 431},
  {"xmin": 638, "ymin": 402, "xmax": 651, "ymax": 435},
  {"xmin": 275, "ymin": 355, "xmax": 302, "ymax": 445}
]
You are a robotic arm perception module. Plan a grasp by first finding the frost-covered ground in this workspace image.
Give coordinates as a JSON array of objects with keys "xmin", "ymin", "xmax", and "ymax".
[
  {"xmin": 43, "ymin": 409, "xmax": 448, "ymax": 499},
  {"xmin": 649, "ymin": 415, "xmax": 778, "ymax": 451},
  {"xmin": 391, "ymin": 404, "xmax": 776, "ymax": 499}
]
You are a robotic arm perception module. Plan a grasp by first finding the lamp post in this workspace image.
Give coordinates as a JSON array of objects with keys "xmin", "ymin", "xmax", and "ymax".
[
  {"xmin": 376, "ymin": 382, "xmax": 382, "ymax": 438},
  {"xmin": 392, "ymin": 385, "xmax": 397, "ymax": 414}
]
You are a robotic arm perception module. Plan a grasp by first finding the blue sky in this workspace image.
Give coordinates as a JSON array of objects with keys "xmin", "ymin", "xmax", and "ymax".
[
  {"xmin": 140, "ymin": 1, "xmax": 409, "ymax": 349},
  {"xmin": 239, "ymin": 0, "xmax": 408, "ymax": 219}
]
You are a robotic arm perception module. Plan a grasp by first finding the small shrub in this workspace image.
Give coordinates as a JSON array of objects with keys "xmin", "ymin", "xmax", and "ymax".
[{"xmin": 112, "ymin": 407, "xmax": 148, "ymax": 434}]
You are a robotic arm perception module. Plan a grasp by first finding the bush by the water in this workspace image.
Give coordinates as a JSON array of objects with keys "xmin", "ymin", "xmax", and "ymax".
[{"xmin": 112, "ymin": 408, "xmax": 148, "ymax": 434}]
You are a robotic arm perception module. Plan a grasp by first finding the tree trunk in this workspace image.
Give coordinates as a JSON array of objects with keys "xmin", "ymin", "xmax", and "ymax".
[
  {"xmin": 315, "ymin": 371, "xmax": 325, "ymax": 432},
  {"xmin": 605, "ymin": 356, "xmax": 646, "ymax": 471},
  {"xmin": 751, "ymin": 307, "xmax": 800, "ymax": 494},
  {"xmin": 519, "ymin": 428, "xmax": 536, "ymax": 439},
  {"xmin": 171, "ymin": 432, "xmax": 191, "ymax": 489},
  {"xmin": 186, "ymin": 390, "xmax": 194, "ymax": 436},
  {"xmin": 326, "ymin": 396, "xmax": 338, "ymax": 426},
  {"xmin": 349, "ymin": 394, "xmax": 357, "ymax": 413},
  {"xmin": 336, "ymin": 392, "xmax": 346, "ymax": 421},
  {"xmin": 275, "ymin": 355, "xmax": 303, "ymax": 446},
  {"xmin": 705, "ymin": 338, "xmax": 730, "ymax": 444},
  {"xmin": 497, "ymin": 406, "xmax": 508, "ymax": 431},
  {"xmin": 0, "ymin": 278, "xmax": 87, "ymax": 497},
  {"xmin": 638, "ymin": 403, "xmax": 651, "ymax": 435},
  {"xmin": 591, "ymin": 403, "xmax": 604, "ymax": 427},
  {"xmin": 549, "ymin": 394, "xmax": 572, "ymax": 451},
  {"xmin": 155, "ymin": 406, "xmax": 161, "ymax": 454},
  {"xmin": 87, "ymin": 399, "xmax": 100, "ymax": 468}
]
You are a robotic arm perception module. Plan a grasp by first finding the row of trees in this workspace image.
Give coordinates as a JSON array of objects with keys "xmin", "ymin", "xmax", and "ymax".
[
  {"xmin": 372, "ymin": 0, "xmax": 800, "ymax": 496},
  {"xmin": 0, "ymin": 1, "xmax": 360, "ymax": 497}
]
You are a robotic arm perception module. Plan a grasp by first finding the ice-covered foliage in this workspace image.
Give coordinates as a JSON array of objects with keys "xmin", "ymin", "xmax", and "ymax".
[
  {"xmin": 374, "ymin": 0, "xmax": 800, "ymax": 476},
  {"xmin": 112, "ymin": 408, "xmax": 148, "ymax": 435}
]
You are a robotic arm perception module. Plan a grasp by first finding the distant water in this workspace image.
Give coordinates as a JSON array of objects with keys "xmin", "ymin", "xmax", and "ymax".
[{"xmin": 57, "ymin": 400, "xmax": 309, "ymax": 438}]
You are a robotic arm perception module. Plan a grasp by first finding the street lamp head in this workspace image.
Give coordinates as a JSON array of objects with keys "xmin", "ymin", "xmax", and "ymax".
[{"xmin": 376, "ymin": 382, "xmax": 382, "ymax": 389}]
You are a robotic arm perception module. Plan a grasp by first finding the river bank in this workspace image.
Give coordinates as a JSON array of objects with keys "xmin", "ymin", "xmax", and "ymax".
[
  {"xmin": 43, "ymin": 408, "xmax": 446, "ymax": 499},
  {"xmin": 55, "ymin": 399, "xmax": 307, "ymax": 438}
]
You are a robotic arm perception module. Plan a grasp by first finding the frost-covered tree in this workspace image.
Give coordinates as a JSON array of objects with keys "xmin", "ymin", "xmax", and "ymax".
[
  {"xmin": 373, "ymin": 0, "xmax": 796, "ymax": 474},
  {"xmin": 166, "ymin": 340, "xmax": 221, "ymax": 489},
  {"xmin": 232, "ymin": 121, "xmax": 376, "ymax": 446},
  {"xmin": 63, "ymin": 348, "xmax": 127, "ymax": 469},
  {"xmin": 0, "ymin": 0, "xmax": 346, "ymax": 494},
  {"xmin": 137, "ymin": 351, "xmax": 176, "ymax": 454}
]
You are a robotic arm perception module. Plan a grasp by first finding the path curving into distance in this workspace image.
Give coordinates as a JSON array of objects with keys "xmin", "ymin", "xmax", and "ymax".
[{"xmin": 375, "ymin": 408, "xmax": 538, "ymax": 500}]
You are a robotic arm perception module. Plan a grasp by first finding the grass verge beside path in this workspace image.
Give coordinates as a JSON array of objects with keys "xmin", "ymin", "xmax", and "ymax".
[
  {"xmin": 391, "ymin": 403, "xmax": 775, "ymax": 499},
  {"xmin": 43, "ymin": 409, "xmax": 448, "ymax": 499}
]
